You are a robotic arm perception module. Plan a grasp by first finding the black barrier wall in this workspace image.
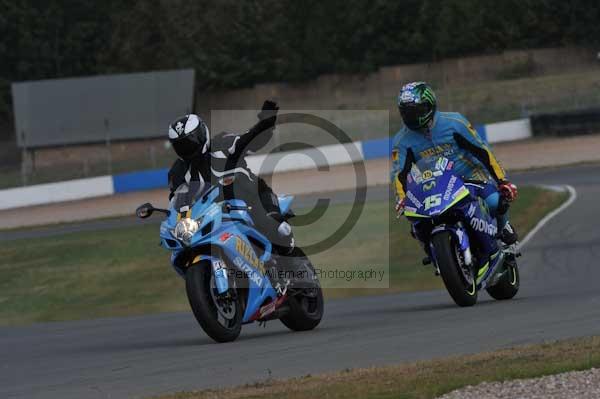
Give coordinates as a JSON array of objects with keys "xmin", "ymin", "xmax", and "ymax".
[{"xmin": 530, "ymin": 108, "xmax": 600, "ymax": 137}]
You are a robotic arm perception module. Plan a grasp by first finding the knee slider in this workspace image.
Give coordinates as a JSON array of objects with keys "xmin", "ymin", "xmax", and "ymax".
[{"xmin": 277, "ymin": 221, "xmax": 292, "ymax": 237}]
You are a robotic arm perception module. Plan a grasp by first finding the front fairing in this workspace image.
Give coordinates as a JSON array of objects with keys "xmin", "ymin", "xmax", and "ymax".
[
  {"xmin": 158, "ymin": 183, "xmax": 281, "ymax": 323},
  {"xmin": 159, "ymin": 185, "xmax": 222, "ymax": 251},
  {"xmin": 404, "ymin": 158, "xmax": 470, "ymax": 218},
  {"xmin": 159, "ymin": 184, "xmax": 272, "ymax": 266}
]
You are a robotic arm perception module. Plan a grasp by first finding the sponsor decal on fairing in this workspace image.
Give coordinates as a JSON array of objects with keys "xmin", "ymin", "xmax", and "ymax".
[
  {"xmin": 443, "ymin": 175, "xmax": 458, "ymax": 201},
  {"xmin": 406, "ymin": 190, "xmax": 423, "ymax": 209},
  {"xmin": 470, "ymin": 217, "xmax": 498, "ymax": 237},
  {"xmin": 233, "ymin": 257, "xmax": 263, "ymax": 286},
  {"xmin": 235, "ymin": 238, "xmax": 266, "ymax": 274}
]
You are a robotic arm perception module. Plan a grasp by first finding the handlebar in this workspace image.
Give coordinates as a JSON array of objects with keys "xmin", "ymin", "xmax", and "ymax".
[
  {"xmin": 462, "ymin": 179, "xmax": 487, "ymax": 185},
  {"xmin": 223, "ymin": 203, "xmax": 252, "ymax": 212}
]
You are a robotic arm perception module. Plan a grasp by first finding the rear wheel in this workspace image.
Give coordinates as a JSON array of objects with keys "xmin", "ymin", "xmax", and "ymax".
[
  {"xmin": 486, "ymin": 258, "xmax": 520, "ymax": 300},
  {"xmin": 185, "ymin": 261, "xmax": 242, "ymax": 343},
  {"xmin": 432, "ymin": 232, "xmax": 477, "ymax": 307},
  {"xmin": 279, "ymin": 248, "xmax": 324, "ymax": 331}
]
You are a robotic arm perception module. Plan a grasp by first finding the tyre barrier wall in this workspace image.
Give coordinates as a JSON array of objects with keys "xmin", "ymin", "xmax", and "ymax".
[
  {"xmin": 530, "ymin": 108, "xmax": 600, "ymax": 137},
  {"xmin": 0, "ymin": 118, "xmax": 531, "ymax": 210}
]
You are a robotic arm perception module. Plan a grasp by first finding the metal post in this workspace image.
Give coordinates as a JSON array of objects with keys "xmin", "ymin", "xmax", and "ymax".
[
  {"xmin": 105, "ymin": 118, "xmax": 112, "ymax": 175},
  {"xmin": 31, "ymin": 149, "xmax": 36, "ymax": 172},
  {"xmin": 20, "ymin": 130, "xmax": 28, "ymax": 186},
  {"xmin": 149, "ymin": 145, "xmax": 157, "ymax": 169}
]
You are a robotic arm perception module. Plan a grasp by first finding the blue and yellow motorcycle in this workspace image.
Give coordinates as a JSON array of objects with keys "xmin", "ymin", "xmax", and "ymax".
[
  {"xmin": 136, "ymin": 182, "xmax": 323, "ymax": 342},
  {"xmin": 403, "ymin": 156, "xmax": 520, "ymax": 306}
]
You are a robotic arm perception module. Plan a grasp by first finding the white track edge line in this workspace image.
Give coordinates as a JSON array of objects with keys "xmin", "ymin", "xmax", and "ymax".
[{"xmin": 517, "ymin": 184, "xmax": 577, "ymax": 250}]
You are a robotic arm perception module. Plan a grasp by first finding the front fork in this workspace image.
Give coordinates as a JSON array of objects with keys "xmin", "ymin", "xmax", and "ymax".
[
  {"xmin": 429, "ymin": 223, "xmax": 509, "ymax": 289},
  {"xmin": 191, "ymin": 255, "xmax": 230, "ymax": 295},
  {"xmin": 430, "ymin": 223, "xmax": 473, "ymax": 270},
  {"xmin": 210, "ymin": 258, "xmax": 230, "ymax": 294}
]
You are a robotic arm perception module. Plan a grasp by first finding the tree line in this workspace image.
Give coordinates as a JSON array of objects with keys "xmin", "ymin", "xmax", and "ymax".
[{"xmin": 1, "ymin": 0, "xmax": 599, "ymax": 138}]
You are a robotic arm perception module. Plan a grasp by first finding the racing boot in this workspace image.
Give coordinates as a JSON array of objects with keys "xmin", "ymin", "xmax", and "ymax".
[
  {"xmin": 499, "ymin": 221, "xmax": 518, "ymax": 245},
  {"xmin": 265, "ymin": 220, "xmax": 296, "ymax": 296},
  {"xmin": 498, "ymin": 221, "xmax": 522, "ymax": 260},
  {"xmin": 265, "ymin": 257, "xmax": 290, "ymax": 297},
  {"xmin": 496, "ymin": 196, "xmax": 518, "ymax": 246}
]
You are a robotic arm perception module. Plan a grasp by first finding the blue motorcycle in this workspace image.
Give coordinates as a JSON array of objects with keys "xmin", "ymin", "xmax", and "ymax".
[
  {"xmin": 403, "ymin": 156, "xmax": 520, "ymax": 306},
  {"xmin": 136, "ymin": 181, "xmax": 323, "ymax": 342}
]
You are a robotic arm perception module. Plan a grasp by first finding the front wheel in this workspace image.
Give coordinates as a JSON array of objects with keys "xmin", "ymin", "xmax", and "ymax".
[
  {"xmin": 185, "ymin": 261, "xmax": 242, "ymax": 343},
  {"xmin": 432, "ymin": 232, "xmax": 478, "ymax": 307},
  {"xmin": 279, "ymin": 248, "xmax": 324, "ymax": 331},
  {"xmin": 486, "ymin": 258, "xmax": 520, "ymax": 300}
]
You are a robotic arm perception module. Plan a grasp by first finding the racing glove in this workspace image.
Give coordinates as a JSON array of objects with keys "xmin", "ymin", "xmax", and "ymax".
[
  {"xmin": 257, "ymin": 100, "xmax": 279, "ymax": 129},
  {"xmin": 395, "ymin": 196, "xmax": 405, "ymax": 218},
  {"xmin": 499, "ymin": 181, "xmax": 518, "ymax": 202}
]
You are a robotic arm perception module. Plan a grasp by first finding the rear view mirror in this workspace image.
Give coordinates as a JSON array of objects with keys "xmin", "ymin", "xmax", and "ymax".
[{"xmin": 136, "ymin": 203, "xmax": 154, "ymax": 219}]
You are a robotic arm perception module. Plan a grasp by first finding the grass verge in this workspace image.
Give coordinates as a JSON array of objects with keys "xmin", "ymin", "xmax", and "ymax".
[
  {"xmin": 153, "ymin": 335, "xmax": 600, "ymax": 399},
  {"xmin": 0, "ymin": 186, "xmax": 567, "ymax": 325}
]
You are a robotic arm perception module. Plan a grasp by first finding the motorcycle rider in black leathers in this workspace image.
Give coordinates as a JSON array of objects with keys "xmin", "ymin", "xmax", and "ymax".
[{"xmin": 167, "ymin": 100, "xmax": 295, "ymax": 288}]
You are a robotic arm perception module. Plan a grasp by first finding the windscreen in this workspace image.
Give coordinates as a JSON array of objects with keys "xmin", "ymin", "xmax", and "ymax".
[
  {"xmin": 171, "ymin": 181, "xmax": 209, "ymax": 212},
  {"xmin": 410, "ymin": 156, "xmax": 452, "ymax": 183}
]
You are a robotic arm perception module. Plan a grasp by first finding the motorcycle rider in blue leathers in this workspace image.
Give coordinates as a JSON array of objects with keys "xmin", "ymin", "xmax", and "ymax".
[{"xmin": 391, "ymin": 82, "xmax": 519, "ymax": 256}]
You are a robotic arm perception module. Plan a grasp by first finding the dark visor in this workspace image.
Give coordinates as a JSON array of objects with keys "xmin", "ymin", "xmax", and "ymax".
[
  {"xmin": 172, "ymin": 131, "xmax": 203, "ymax": 160},
  {"xmin": 399, "ymin": 102, "xmax": 432, "ymax": 130}
]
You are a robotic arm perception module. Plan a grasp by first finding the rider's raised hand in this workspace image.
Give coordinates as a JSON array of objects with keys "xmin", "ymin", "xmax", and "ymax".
[
  {"xmin": 258, "ymin": 100, "xmax": 279, "ymax": 122},
  {"xmin": 261, "ymin": 99, "xmax": 278, "ymax": 112},
  {"xmin": 499, "ymin": 181, "xmax": 518, "ymax": 202}
]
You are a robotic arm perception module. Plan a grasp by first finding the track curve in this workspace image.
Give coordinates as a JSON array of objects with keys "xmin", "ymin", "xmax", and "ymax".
[{"xmin": 2, "ymin": 164, "xmax": 600, "ymax": 399}]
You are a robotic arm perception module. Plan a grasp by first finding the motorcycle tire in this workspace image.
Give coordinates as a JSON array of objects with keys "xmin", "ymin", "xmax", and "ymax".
[
  {"xmin": 279, "ymin": 248, "xmax": 324, "ymax": 331},
  {"xmin": 432, "ymin": 232, "xmax": 478, "ymax": 307},
  {"xmin": 486, "ymin": 259, "xmax": 520, "ymax": 300},
  {"xmin": 186, "ymin": 261, "xmax": 242, "ymax": 343}
]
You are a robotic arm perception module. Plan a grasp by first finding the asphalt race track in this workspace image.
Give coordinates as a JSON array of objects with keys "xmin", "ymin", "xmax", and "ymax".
[{"xmin": 2, "ymin": 164, "xmax": 600, "ymax": 399}]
